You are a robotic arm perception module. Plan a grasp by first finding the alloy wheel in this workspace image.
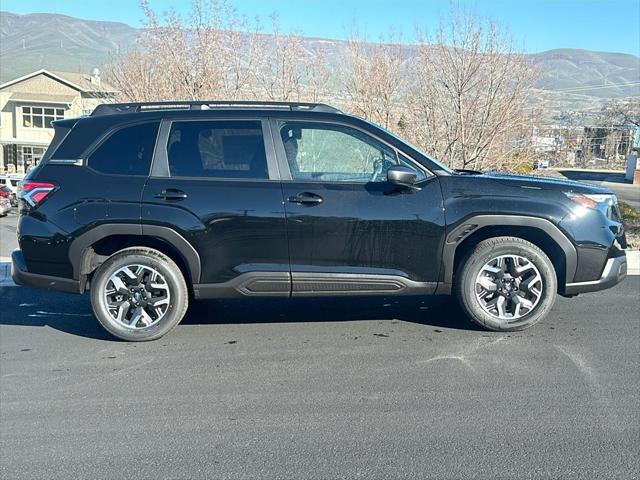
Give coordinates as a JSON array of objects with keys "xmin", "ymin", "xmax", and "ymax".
[
  {"xmin": 103, "ymin": 264, "xmax": 171, "ymax": 329},
  {"xmin": 474, "ymin": 254, "xmax": 543, "ymax": 321}
]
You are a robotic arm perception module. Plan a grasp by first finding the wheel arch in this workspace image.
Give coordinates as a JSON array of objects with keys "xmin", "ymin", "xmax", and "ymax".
[
  {"xmin": 440, "ymin": 215, "xmax": 577, "ymax": 294},
  {"xmin": 69, "ymin": 224, "xmax": 201, "ymax": 290}
]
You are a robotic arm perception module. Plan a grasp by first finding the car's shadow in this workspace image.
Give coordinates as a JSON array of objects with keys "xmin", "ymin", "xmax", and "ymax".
[{"xmin": 0, "ymin": 286, "xmax": 481, "ymax": 341}]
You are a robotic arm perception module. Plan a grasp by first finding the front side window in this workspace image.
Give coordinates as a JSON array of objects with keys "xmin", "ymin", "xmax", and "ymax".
[
  {"xmin": 279, "ymin": 122, "xmax": 426, "ymax": 183},
  {"xmin": 167, "ymin": 121, "xmax": 268, "ymax": 179},
  {"xmin": 88, "ymin": 122, "xmax": 159, "ymax": 176},
  {"xmin": 22, "ymin": 106, "xmax": 65, "ymax": 128}
]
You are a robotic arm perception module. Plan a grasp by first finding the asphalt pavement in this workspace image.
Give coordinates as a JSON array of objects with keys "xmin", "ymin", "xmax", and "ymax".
[{"xmin": 1, "ymin": 275, "xmax": 639, "ymax": 479}]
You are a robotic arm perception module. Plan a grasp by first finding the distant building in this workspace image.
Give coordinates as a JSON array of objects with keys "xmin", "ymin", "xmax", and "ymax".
[
  {"xmin": 582, "ymin": 125, "xmax": 636, "ymax": 162},
  {"xmin": 0, "ymin": 69, "xmax": 118, "ymax": 173},
  {"xmin": 532, "ymin": 135, "xmax": 561, "ymax": 153}
]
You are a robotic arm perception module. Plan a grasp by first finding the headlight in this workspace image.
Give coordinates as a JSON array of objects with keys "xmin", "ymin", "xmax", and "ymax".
[{"xmin": 563, "ymin": 192, "xmax": 618, "ymax": 219}]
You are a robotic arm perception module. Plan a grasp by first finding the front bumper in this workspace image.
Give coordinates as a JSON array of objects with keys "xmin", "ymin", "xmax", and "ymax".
[
  {"xmin": 564, "ymin": 254, "xmax": 627, "ymax": 295},
  {"xmin": 11, "ymin": 250, "xmax": 82, "ymax": 294}
]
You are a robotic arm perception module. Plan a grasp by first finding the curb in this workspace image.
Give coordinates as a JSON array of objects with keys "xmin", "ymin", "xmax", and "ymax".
[{"xmin": 627, "ymin": 250, "xmax": 640, "ymax": 275}]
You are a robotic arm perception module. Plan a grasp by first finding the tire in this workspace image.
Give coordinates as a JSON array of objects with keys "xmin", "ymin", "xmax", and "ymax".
[
  {"xmin": 454, "ymin": 236, "xmax": 557, "ymax": 332},
  {"xmin": 90, "ymin": 247, "xmax": 188, "ymax": 341}
]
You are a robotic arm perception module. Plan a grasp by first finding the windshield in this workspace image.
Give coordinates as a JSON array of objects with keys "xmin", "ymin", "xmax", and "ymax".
[{"xmin": 362, "ymin": 119, "xmax": 455, "ymax": 174}]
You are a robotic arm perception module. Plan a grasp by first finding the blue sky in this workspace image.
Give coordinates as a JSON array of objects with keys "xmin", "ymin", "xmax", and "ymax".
[{"xmin": 3, "ymin": 0, "xmax": 639, "ymax": 55}]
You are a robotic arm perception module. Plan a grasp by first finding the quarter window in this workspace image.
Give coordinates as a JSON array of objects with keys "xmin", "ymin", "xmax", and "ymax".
[
  {"xmin": 167, "ymin": 121, "xmax": 269, "ymax": 179},
  {"xmin": 279, "ymin": 122, "xmax": 425, "ymax": 183},
  {"xmin": 88, "ymin": 122, "xmax": 159, "ymax": 176},
  {"xmin": 22, "ymin": 106, "xmax": 65, "ymax": 128}
]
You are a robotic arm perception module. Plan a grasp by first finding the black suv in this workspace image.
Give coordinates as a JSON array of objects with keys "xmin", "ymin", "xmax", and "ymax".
[{"xmin": 11, "ymin": 101, "xmax": 627, "ymax": 341}]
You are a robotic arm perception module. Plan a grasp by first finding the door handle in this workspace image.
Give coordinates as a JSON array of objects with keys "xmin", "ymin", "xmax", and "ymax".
[
  {"xmin": 154, "ymin": 189, "xmax": 188, "ymax": 200},
  {"xmin": 287, "ymin": 192, "xmax": 323, "ymax": 205}
]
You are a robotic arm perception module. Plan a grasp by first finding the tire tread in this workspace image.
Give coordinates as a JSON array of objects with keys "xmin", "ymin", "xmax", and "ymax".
[
  {"xmin": 454, "ymin": 236, "xmax": 557, "ymax": 332},
  {"xmin": 90, "ymin": 247, "xmax": 188, "ymax": 341}
]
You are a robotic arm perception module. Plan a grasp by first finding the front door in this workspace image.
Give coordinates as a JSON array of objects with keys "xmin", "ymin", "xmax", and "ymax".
[
  {"xmin": 272, "ymin": 119, "xmax": 446, "ymax": 296},
  {"xmin": 142, "ymin": 117, "xmax": 290, "ymax": 297}
]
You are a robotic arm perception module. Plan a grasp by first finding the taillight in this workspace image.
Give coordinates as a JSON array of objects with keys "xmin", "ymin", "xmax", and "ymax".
[{"xmin": 19, "ymin": 181, "xmax": 57, "ymax": 207}]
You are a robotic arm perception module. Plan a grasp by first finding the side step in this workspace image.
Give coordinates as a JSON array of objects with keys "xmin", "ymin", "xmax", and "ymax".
[{"xmin": 193, "ymin": 272, "xmax": 437, "ymax": 299}]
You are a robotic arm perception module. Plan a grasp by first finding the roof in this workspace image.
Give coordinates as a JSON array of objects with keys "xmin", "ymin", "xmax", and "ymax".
[
  {"xmin": 9, "ymin": 92, "xmax": 77, "ymax": 104},
  {"xmin": 0, "ymin": 69, "xmax": 118, "ymax": 94}
]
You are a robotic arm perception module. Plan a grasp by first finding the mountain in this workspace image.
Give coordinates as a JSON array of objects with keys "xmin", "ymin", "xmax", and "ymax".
[
  {"xmin": 1, "ymin": 11, "xmax": 638, "ymax": 106},
  {"xmin": 530, "ymin": 48, "xmax": 640, "ymax": 98},
  {"xmin": 0, "ymin": 12, "xmax": 137, "ymax": 81}
]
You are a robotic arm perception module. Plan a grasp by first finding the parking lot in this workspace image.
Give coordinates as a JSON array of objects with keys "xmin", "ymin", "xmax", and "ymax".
[{"xmin": 0, "ymin": 209, "xmax": 638, "ymax": 479}]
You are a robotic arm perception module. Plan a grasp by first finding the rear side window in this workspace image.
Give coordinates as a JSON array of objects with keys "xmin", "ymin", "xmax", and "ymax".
[
  {"xmin": 88, "ymin": 122, "xmax": 159, "ymax": 176},
  {"xmin": 167, "ymin": 121, "xmax": 268, "ymax": 179}
]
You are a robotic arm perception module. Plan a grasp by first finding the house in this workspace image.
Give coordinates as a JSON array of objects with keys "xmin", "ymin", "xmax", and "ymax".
[{"xmin": 0, "ymin": 69, "xmax": 118, "ymax": 173}]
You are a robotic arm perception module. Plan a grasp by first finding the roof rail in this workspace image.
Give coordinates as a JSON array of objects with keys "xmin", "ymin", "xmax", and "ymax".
[{"xmin": 91, "ymin": 100, "xmax": 342, "ymax": 116}]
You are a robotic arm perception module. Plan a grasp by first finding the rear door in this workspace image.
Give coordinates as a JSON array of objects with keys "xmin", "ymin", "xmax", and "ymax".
[
  {"xmin": 272, "ymin": 118, "xmax": 446, "ymax": 296},
  {"xmin": 141, "ymin": 117, "xmax": 290, "ymax": 296},
  {"xmin": 20, "ymin": 121, "xmax": 159, "ymax": 279}
]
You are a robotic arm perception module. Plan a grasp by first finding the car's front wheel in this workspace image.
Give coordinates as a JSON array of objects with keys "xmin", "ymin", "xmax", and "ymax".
[
  {"xmin": 455, "ymin": 236, "xmax": 557, "ymax": 331},
  {"xmin": 90, "ymin": 247, "xmax": 188, "ymax": 341}
]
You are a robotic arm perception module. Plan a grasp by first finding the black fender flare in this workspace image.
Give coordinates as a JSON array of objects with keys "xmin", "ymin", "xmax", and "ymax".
[
  {"xmin": 68, "ymin": 223, "xmax": 201, "ymax": 283},
  {"xmin": 439, "ymin": 215, "xmax": 577, "ymax": 293}
]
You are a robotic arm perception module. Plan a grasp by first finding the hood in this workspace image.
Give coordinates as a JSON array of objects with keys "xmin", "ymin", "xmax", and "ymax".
[{"xmin": 474, "ymin": 171, "xmax": 613, "ymax": 195}]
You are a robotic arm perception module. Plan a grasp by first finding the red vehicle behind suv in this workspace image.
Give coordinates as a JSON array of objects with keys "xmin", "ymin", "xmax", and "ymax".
[{"xmin": 0, "ymin": 185, "xmax": 12, "ymax": 216}]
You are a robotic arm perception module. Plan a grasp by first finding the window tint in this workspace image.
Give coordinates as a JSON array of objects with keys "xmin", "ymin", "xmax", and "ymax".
[
  {"xmin": 167, "ymin": 121, "xmax": 268, "ymax": 179},
  {"xmin": 88, "ymin": 122, "xmax": 159, "ymax": 176},
  {"xmin": 279, "ymin": 122, "xmax": 426, "ymax": 183}
]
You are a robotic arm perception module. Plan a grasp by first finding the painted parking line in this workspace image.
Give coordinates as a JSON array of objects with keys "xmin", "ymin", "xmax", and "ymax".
[{"xmin": 0, "ymin": 262, "xmax": 13, "ymax": 287}]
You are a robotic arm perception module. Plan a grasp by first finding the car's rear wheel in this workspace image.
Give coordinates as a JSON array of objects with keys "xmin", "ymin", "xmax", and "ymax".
[
  {"xmin": 454, "ymin": 236, "xmax": 557, "ymax": 331},
  {"xmin": 90, "ymin": 247, "xmax": 188, "ymax": 341}
]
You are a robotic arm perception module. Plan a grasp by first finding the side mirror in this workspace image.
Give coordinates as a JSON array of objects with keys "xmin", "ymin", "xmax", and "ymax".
[{"xmin": 387, "ymin": 165, "xmax": 418, "ymax": 189}]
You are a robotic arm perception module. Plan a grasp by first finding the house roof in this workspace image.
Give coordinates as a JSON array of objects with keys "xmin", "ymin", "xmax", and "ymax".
[{"xmin": 0, "ymin": 69, "xmax": 118, "ymax": 94}]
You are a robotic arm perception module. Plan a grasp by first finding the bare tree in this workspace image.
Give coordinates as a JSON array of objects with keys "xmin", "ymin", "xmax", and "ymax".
[
  {"xmin": 300, "ymin": 44, "xmax": 331, "ymax": 103},
  {"xmin": 601, "ymin": 99, "xmax": 640, "ymax": 127},
  {"xmin": 107, "ymin": 47, "xmax": 159, "ymax": 102},
  {"xmin": 216, "ymin": 11, "xmax": 261, "ymax": 99},
  {"xmin": 254, "ymin": 16, "xmax": 305, "ymax": 101},
  {"xmin": 106, "ymin": 0, "xmax": 260, "ymax": 101},
  {"xmin": 340, "ymin": 33, "xmax": 405, "ymax": 130},
  {"xmin": 105, "ymin": 1, "xmax": 537, "ymax": 172},
  {"xmin": 404, "ymin": 5, "xmax": 537, "ymax": 170}
]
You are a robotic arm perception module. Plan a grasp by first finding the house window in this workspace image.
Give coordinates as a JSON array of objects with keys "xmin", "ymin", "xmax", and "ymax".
[
  {"xmin": 21, "ymin": 146, "xmax": 47, "ymax": 168},
  {"xmin": 22, "ymin": 106, "xmax": 65, "ymax": 128}
]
